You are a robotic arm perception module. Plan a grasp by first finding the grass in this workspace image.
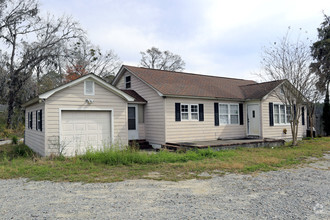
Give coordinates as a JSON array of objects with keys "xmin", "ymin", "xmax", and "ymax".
[{"xmin": 0, "ymin": 137, "xmax": 329, "ymax": 183}]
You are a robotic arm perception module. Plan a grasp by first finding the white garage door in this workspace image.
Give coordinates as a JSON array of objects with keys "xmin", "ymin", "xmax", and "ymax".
[{"xmin": 61, "ymin": 111, "xmax": 111, "ymax": 156}]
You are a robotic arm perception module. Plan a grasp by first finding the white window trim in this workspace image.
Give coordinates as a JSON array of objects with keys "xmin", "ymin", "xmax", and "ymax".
[
  {"xmin": 273, "ymin": 103, "xmax": 291, "ymax": 125},
  {"xmin": 180, "ymin": 104, "xmax": 199, "ymax": 121},
  {"xmin": 219, "ymin": 103, "xmax": 239, "ymax": 125},
  {"xmin": 190, "ymin": 104, "xmax": 199, "ymax": 121},
  {"xmin": 36, "ymin": 110, "xmax": 42, "ymax": 131},
  {"xmin": 84, "ymin": 80, "xmax": 95, "ymax": 96}
]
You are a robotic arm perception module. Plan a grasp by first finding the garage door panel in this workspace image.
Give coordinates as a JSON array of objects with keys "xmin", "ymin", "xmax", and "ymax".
[
  {"xmin": 61, "ymin": 111, "xmax": 111, "ymax": 156},
  {"xmin": 75, "ymin": 124, "xmax": 86, "ymax": 131},
  {"xmin": 88, "ymin": 124, "xmax": 98, "ymax": 131}
]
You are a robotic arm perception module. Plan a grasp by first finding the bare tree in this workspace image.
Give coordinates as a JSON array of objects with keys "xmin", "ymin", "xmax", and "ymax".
[
  {"xmin": 260, "ymin": 30, "xmax": 318, "ymax": 145},
  {"xmin": 0, "ymin": 0, "xmax": 83, "ymax": 127},
  {"xmin": 140, "ymin": 47, "xmax": 185, "ymax": 71},
  {"xmin": 64, "ymin": 40, "xmax": 122, "ymax": 83}
]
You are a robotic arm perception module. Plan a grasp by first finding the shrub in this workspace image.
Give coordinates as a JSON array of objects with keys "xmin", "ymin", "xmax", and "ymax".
[
  {"xmin": 12, "ymin": 136, "xmax": 18, "ymax": 145},
  {"xmin": 13, "ymin": 144, "xmax": 34, "ymax": 157}
]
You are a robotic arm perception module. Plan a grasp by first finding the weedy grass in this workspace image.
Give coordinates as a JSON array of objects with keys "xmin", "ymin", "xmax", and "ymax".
[{"xmin": 0, "ymin": 137, "xmax": 329, "ymax": 183}]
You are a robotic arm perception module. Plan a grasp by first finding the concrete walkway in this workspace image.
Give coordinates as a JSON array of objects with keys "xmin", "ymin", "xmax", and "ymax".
[{"xmin": 0, "ymin": 138, "xmax": 24, "ymax": 145}]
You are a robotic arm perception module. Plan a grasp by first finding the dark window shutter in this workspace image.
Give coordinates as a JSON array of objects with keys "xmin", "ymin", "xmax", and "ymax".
[
  {"xmin": 40, "ymin": 110, "xmax": 43, "ymax": 131},
  {"xmin": 30, "ymin": 112, "xmax": 33, "ymax": 129},
  {"xmin": 239, "ymin": 103, "xmax": 244, "ymax": 125},
  {"xmin": 269, "ymin": 102, "xmax": 274, "ymax": 126},
  {"xmin": 301, "ymin": 107, "xmax": 305, "ymax": 125},
  {"xmin": 199, "ymin": 104, "xmax": 204, "ymax": 121},
  {"xmin": 294, "ymin": 104, "xmax": 297, "ymax": 119},
  {"xmin": 175, "ymin": 103, "xmax": 181, "ymax": 121},
  {"xmin": 36, "ymin": 111, "xmax": 38, "ymax": 130},
  {"xmin": 214, "ymin": 103, "xmax": 219, "ymax": 126},
  {"xmin": 28, "ymin": 112, "xmax": 30, "ymax": 129},
  {"xmin": 307, "ymin": 108, "xmax": 310, "ymax": 127}
]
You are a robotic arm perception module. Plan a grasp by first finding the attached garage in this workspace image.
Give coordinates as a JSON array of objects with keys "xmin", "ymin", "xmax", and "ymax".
[
  {"xmin": 23, "ymin": 74, "xmax": 135, "ymax": 157},
  {"xmin": 60, "ymin": 110, "xmax": 112, "ymax": 156}
]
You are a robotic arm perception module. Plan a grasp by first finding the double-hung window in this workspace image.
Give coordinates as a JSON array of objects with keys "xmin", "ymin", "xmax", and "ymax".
[
  {"xmin": 273, "ymin": 104, "xmax": 290, "ymax": 125},
  {"xmin": 28, "ymin": 112, "xmax": 32, "ymax": 129},
  {"xmin": 286, "ymin": 106, "xmax": 291, "ymax": 123},
  {"xmin": 219, "ymin": 103, "xmax": 239, "ymax": 125},
  {"xmin": 181, "ymin": 104, "xmax": 189, "ymax": 120},
  {"xmin": 36, "ymin": 110, "xmax": 42, "ymax": 131},
  {"xmin": 190, "ymin": 104, "xmax": 199, "ymax": 120},
  {"xmin": 181, "ymin": 104, "xmax": 199, "ymax": 120}
]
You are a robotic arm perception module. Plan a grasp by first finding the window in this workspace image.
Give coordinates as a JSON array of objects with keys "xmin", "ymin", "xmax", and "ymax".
[
  {"xmin": 84, "ymin": 80, "xmax": 94, "ymax": 95},
  {"xmin": 191, "ymin": 105, "xmax": 199, "ymax": 120},
  {"xmin": 36, "ymin": 110, "xmax": 42, "ymax": 131},
  {"xmin": 181, "ymin": 104, "xmax": 189, "ymax": 120},
  {"xmin": 219, "ymin": 103, "xmax": 239, "ymax": 125},
  {"xmin": 28, "ymin": 112, "xmax": 32, "ymax": 129},
  {"xmin": 219, "ymin": 104, "xmax": 229, "ymax": 124},
  {"xmin": 128, "ymin": 107, "xmax": 136, "ymax": 130},
  {"xmin": 273, "ymin": 104, "xmax": 290, "ymax": 124},
  {"xmin": 280, "ymin": 105, "xmax": 285, "ymax": 123},
  {"xmin": 125, "ymin": 76, "xmax": 131, "ymax": 89},
  {"xmin": 181, "ymin": 104, "xmax": 199, "ymax": 120},
  {"xmin": 286, "ymin": 106, "xmax": 291, "ymax": 123},
  {"xmin": 230, "ymin": 104, "xmax": 239, "ymax": 124}
]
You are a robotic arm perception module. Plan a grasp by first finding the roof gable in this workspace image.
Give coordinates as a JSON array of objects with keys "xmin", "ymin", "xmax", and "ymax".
[
  {"xmin": 240, "ymin": 80, "xmax": 285, "ymax": 100},
  {"xmin": 23, "ymin": 74, "xmax": 134, "ymax": 107}
]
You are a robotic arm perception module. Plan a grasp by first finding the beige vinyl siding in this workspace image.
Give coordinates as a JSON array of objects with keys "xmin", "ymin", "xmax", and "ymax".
[
  {"xmin": 25, "ymin": 102, "xmax": 45, "ymax": 156},
  {"xmin": 165, "ymin": 97, "xmax": 247, "ymax": 143},
  {"xmin": 116, "ymin": 70, "xmax": 165, "ymax": 144},
  {"xmin": 45, "ymin": 80, "xmax": 128, "ymax": 155},
  {"xmin": 261, "ymin": 92, "xmax": 307, "ymax": 140},
  {"xmin": 138, "ymin": 123, "xmax": 146, "ymax": 139}
]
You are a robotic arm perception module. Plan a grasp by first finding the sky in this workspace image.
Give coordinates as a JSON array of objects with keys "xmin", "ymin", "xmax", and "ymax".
[{"xmin": 39, "ymin": 0, "xmax": 329, "ymax": 80}]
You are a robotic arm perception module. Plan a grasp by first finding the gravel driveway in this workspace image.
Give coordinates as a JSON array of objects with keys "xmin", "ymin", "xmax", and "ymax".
[{"xmin": 1, "ymin": 154, "xmax": 329, "ymax": 220}]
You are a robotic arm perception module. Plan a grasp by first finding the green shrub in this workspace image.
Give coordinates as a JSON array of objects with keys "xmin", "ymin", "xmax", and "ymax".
[
  {"xmin": 12, "ymin": 136, "xmax": 18, "ymax": 145},
  {"xmin": 13, "ymin": 144, "xmax": 34, "ymax": 157}
]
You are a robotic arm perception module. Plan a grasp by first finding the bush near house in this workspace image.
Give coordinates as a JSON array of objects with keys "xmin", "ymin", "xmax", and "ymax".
[
  {"xmin": 0, "ymin": 112, "xmax": 24, "ymax": 140},
  {"xmin": 0, "ymin": 137, "xmax": 329, "ymax": 183}
]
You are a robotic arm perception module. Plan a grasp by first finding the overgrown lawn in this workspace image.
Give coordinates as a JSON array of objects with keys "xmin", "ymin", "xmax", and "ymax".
[{"xmin": 0, "ymin": 137, "xmax": 329, "ymax": 183}]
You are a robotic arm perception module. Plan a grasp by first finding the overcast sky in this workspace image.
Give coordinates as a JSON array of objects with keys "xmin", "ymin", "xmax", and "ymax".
[{"xmin": 40, "ymin": 0, "xmax": 329, "ymax": 80}]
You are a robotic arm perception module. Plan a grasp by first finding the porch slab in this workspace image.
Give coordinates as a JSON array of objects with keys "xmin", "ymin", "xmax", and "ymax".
[{"xmin": 166, "ymin": 138, "xmax": 285, "ymax": 150}]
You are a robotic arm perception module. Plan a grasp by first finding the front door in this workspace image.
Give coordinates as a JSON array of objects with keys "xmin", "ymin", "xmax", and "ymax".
[
  {"xmin": 247, "ymin": 104, "xmax": 260, "ymax": 136},
  {"xmin": 128, "ymin": 105, "xmax": 139, "ymax": 140}
]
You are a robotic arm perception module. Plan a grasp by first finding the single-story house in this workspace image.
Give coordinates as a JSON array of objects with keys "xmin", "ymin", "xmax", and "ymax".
[{"xmin": 23, "ymin": 65, "xmax": 307, "ymax": 156}]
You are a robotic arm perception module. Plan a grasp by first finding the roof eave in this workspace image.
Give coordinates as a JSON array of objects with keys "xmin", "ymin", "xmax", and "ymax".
[
  {"xmin": 22, "ymin": 97, "xmax": 40, "ymax": 108},
  {"xmin": 164, "ymin": 94, "xmax": 246, "ymax": 101}
]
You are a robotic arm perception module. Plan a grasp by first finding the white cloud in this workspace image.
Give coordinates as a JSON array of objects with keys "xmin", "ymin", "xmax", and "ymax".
[{"xmin": 39, "ymin": 0, "xmax": 330, "ymax": 79}]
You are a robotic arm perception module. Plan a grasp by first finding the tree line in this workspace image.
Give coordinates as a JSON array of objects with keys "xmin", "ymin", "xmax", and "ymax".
[
  {"xmin": 0, "ymin": 0, "xmax": 329, "ymax": 146},
  {"xmin": 0, "ymin": 0, "xmax": 184, "ymax": 129}
]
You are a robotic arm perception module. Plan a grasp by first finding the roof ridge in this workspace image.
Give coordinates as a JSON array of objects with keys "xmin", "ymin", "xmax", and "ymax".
[
  {"xmin": 123, "ymin": 65, "xmax": 256, "ymax": 82},
  {"xmin": 240, "ymin": 79, "xmax": 285, "ymax": 87}
]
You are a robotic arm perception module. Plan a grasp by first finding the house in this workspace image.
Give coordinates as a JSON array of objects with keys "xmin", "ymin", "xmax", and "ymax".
[{"xmin": 23, "ymin": 65, "xmax": 307, "ymax": 156}]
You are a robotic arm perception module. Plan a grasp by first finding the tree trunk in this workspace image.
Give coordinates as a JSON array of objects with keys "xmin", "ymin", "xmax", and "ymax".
[
  {"xmin": 291, "ymin": 121, "xmax": 298, "ymax": 146},
  {"xmin": 6, "ymin": 90, "xmax": 15, "ymax": 129}
]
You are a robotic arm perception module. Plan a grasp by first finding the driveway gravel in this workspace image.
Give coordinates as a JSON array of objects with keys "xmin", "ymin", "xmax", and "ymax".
[{"xmin": 0, "ymin": 154, "xmax": 329, "ymax": 219}]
